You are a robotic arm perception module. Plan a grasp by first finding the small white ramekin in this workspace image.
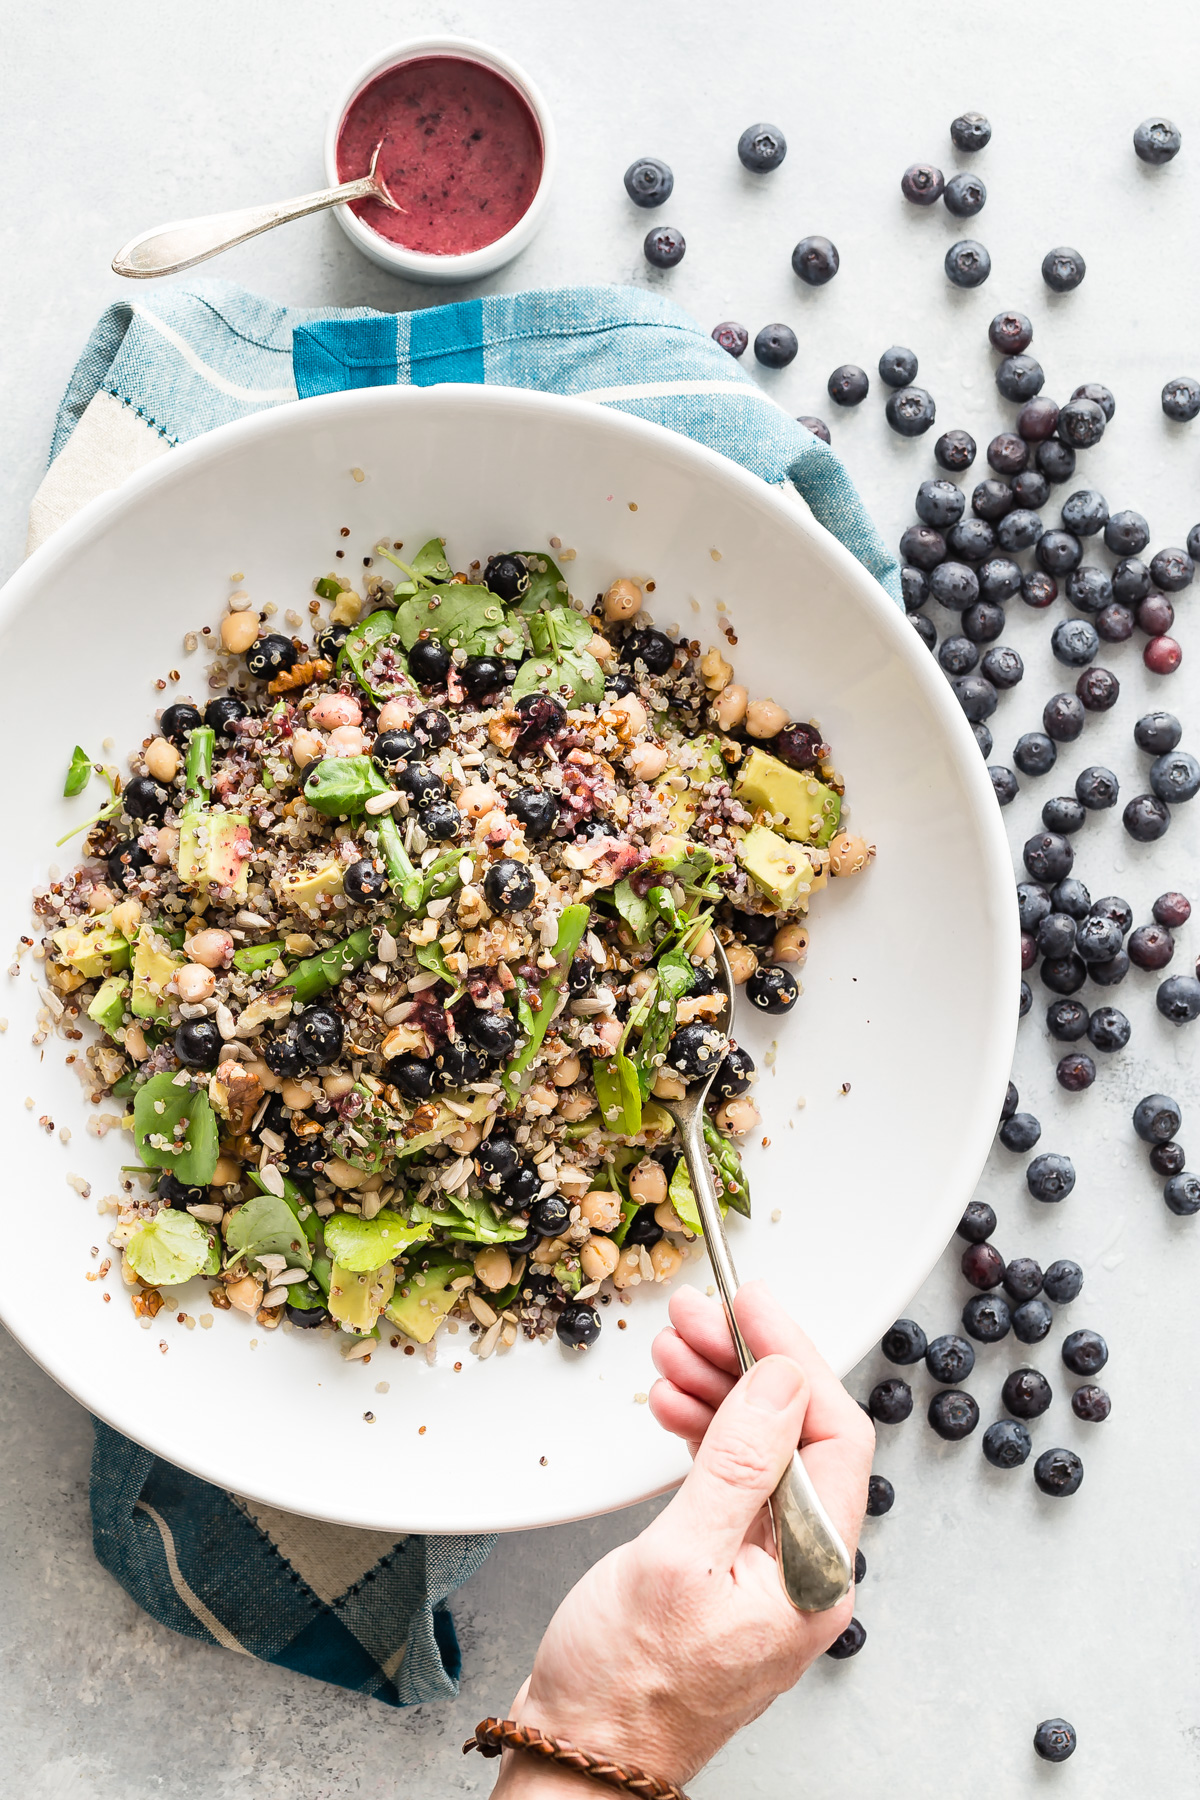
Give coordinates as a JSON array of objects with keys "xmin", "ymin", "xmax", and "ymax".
[{"xmin": 324, "ymin": 36, "xmax": 556, "ymax": 285}]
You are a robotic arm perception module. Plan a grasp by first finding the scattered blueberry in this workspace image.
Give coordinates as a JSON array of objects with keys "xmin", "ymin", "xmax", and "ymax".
[
  {"xmin": 711, "ymin": 321, "xmax": 749, "ymax": 357},
  {"xmin": 1161, "ymin": 376, "xmax": 1200, "ymax": 422},
  {"xmin": 1052, "ymin": 878, "xmax": 1092, "ymax": 919},
  {"xmin": 951, "ymin": 111, "xmax": 992, "ymax": 152},
  {"xmin": 1016, "ymin": 882, "xmax": 1052, "ymax": 932},
  {"xmin": 1062, "ymin": 1328, "xmax": 1107, "ymax": 1376},
  {"xmin": 1014, "ymin": 732, "xmax": 1057, "ymax": 777},
  {"xmin": 901, "ymin": 164, "xmax": 944, "ymax": 205},
  {"xmin": 1103, "ymin": 509, "xmax": 1149, "ymax": 557},
  {"xmin": 746, "ymin": 965, "xmax": 800, "ymax": 1013},
  {"xmin": 944, "ymin": 171, "xmax": 986, "ymax": 217},
  {"xmin": 1021, "ymin": 570, "xmax": 1058, "ymax": 609},
  {"xmin": 1017, "ymin": 394, "xmax": 1060, "ymax": 441},
  {"xmin": 1149, "ymin": 749, "xmax": 1200, "ymax": 805},
  {"xmin": 868, "ymin": 1379, "xmax": 914, "ymax": 1424},
  {"xmin": 1041, "ymin": 796, "xmax": 1085, "ymax": 835},
  {"xmin": 962, "ymin": 1292, "xmax": 1011, "ymax": 1342},
  {"xmin": 935, "ymin": 429, "xmax": 977, "ymax": 471},
  {"xmin": 1003, "ymin": 1367, "xmax": 1053, "ymax": 1418},
  {"xmin": 945, "ymin": 240, "xmax": 991, "ymax": 287},
  {"xmin": 643, "ymin": 224, "xmax": 686, "ymax": 267},
  {"xmin": 989, "ymin": 311, "xmax": 1032, "ymax": 354},
  {"xmin": 1154, "ymin": 891, "xmax": 1191, "ymax": 926},
  {"xmin": 1038, "ymin": 529, "xmax": 1082, "ymax": 575},
  {"xmin": 1090, "ymin": 951, "xmax": 1131, "ymax": 987},
  {"xmin": 931, "ymin": 565, "xmax": 979, "ymax": 611},
  {"xmin": 798, "ymin": 415, "xmax": 832, "ymax": 444},
  {"xmin": 957, "ymin": 1201, "xmax": 997, "ymax": 1244},
  {"xmin": 1123, "ymin": 793, "xmax": 1171, "ymax": 841},
  {"xmin": 1043, "ymin": 693, "xmax": 1085, "ymax": 742},
  {"xmin": 624, "ymin": 158, "xmax": 674, "ymax": 207},
  {"xmin": 1056, "ymin": 1052, "xmax": 1095, "ymax": 1092},
  {"xmin": 961, "ymin": 1241, "xmax": 1005, "ymax": 1289},
  {"xmin": 1046, "ymin": 999, "xmax": 1090, "ymax": 1042},
  {"xmin": 1052, "ymin": 619, "xmax": 1098, "ymax": 666},
  {"xmin": 827, "ymin": 364, "xmax": 871, "ymax": 408},
  {"xmin": 982, "ymin": 1419, "xmax": 1033, "ymax": 1469},
  {"xmin": 1042, "ymin": 247, "xmax": 1086, "ymax": 291},
  {"xmin": 1073, "ymin": 1384, "xmax": 1111, "ymax": 1423},
  {"xmin": 1074, "ymin": 766, "xmax": 1120, "ymax": 813},
  {"xmin": 738, "ymin": 123, "xmax": 787, "ymax": 172},
  {"xmin": 791, "ymin": 236, "xmax": 840, "ymax": 285},
  {"xmin": 1062, "ymin": 488, "xmax": 1109, "ymax": 535},
  {"xmin": 1019, "ymin": 980, "xmax": 1033, "ymax": 1017},
  {"xmin": 1012, "ymin": 469, "xmax": 1051, "ymax": 509},
  {"xmin": 754, "ymin": 323, "xmax": 798, "ymax": 368},
  {"xmin": 1144, "ymin": 634, "xmax": 1183, "ymax": 675},
  {"xmin": 1133, "ymin": 1092, "xmax": 1182, "ymax": 1143},
  {"xmin": 1023, "ymin": 832, "xmax": 1074, "ymax": 884},
  {"xmin": 881, "ymin": 1319, "xmax": 928, "ymax": 1364},
  {"xmin": 996, "ymin": 354, "xmax": 1044, "ymax": 402},
  {"xmin": 972, "ymin": 478, "xmax": 1015, "ymax": 523},
  {"xmin": 1134, "ymin": 117, "xmax": 1181, "ymax": 164},
  {"xmin": 1073, "ymin": 381, "xmax": 1115, "ymax": 420},
  {"xmin": 978, "ymin": 556, "xmax": 1022, "ymax": 602},
  {"xmin": 1043, "ymin": 1259, "xmax": 1083, "ymax": 1303},
  {"xmin": 1137, "ymin": 593, "xmax": 1175, "ymax": 636},
  {"xmin": 989, "ymin": 766, "xmax": 1018, "ymax": 806},
  {"xmin": 825, "ymin": 1618, "xmax": 867, "ymax": 1660},
  {"xmin": 997, "ymin": 507, "xmax": 1044, "ymax": 552},
  {"xmin": 948, "ymin": 518, "xmax": 997, "ymax": 562},
  {"xmin": 910, "ymin": 612, "xmax": 937, "ymax": 649},
  {"xmin": 926, "ymin": 1334, "xmax": 977, "ymax": 1385},
  {"xmin": 1158, "ymin": 975, "xmax": 1200, "ymax": 1024},
  {"xmin": 1164, "ymin": 1172, "xmax": 1200, "ymax": 1215},
  {"xmin": 928, "ymin": 1389, "xmax": 981, "ymax": 1440},
  {"xmin": 1065, "ymin": 564, "xmax": 1112, "ymax": 613},
  {"xmin": 987, "ymin": 432, "xmax": 1027, "ymax": 474},
  {"xmin": 1075, "ymin": 667, "xmax": 1120, "ymax": 714},
  {"xmin": 1003, "ymin": 1257, "xmax": 1044, "ymax": 1304},
  {"xmin": 1096, "ymin": 601, "xmax": 1136, "ymax": 641},
  {"xmin": 879, "ymin": 346, "xmax": 918, "ymax": 388},
  {"xmin": 1027, "ymin": 1152, "xmax": 1076, "ymax": 1202},
  {"xmin": 1033, "ymin": 1718, "xmax": 1078, "ymax": 1761},
  {"xmin": 1037, "ymin": 438, "xmax": 1077, "ymax": 483},
  {"xmin": 866, "ymin": 1474, "xmax": 895, "ymax": 1515},
  {"xmin": 1113, "ymin": 556, "xmax": 1153, "ymax": 603},
  {"xmin": 1150, "ymin": 1141, "xmax": 1187, "ymax": 1176},
  {"xmin": 981, "ymin": 646, "xmax": 1022, "ymax": 689},
  {"xmin": 1034, "ymin": 1447, "xmax": 1084, "ymax": 1497},
  {"xmin": 1150, "ymin": 546, "xmax": 1194, "ymax": 590},
  {"xmin": 1036, "ymin": 913, "xmax": 1077, "ymax": 960},
  {"xmin": 1000, "ymin": 1111, "xmax": 1041, "ymax": 1151},
  {"xmin": 886, "ymin": 386, "xmax": 937, "ymax": 436}
]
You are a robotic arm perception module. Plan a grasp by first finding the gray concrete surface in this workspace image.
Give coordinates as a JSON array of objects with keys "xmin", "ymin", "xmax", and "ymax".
[{"xmin": 3, "ymin": 2, "xmax": 1200, "ymax": 1794}]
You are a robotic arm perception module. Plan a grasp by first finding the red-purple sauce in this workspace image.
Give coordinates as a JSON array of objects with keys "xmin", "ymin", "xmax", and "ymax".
[{"xmin": 336, "ymin": 55, "xmax": 543, "ymax": 256}]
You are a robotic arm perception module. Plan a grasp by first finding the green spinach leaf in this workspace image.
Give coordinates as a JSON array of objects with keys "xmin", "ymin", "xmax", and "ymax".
[
  {"xmin": 395, "ymin": 584, "xmax": 511, "ymax": 656},
  {"xmin": 132, "ymin": 1073, "xmax": 219, "ymax": 1186},
  {"xmin": 515, "ymin": 552, "xmax": 571, "ymax": 615}
]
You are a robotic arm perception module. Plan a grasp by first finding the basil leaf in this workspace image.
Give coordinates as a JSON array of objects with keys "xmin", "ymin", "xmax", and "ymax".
[
  {"xmin": 64, "ymin": 746, "xmax": 93, "ymax": 798},
  {"xmin": 132, "ymin": 1072, "xmax": 219, "ymax": 1186},
  {"xmin": 395, "ymin": 584, "xmax": 511, "ymax": 656}
]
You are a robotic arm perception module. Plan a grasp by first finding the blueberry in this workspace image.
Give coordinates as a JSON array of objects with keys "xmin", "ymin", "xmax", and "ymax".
[
  {"xmin": 828, "ymin": 364, "xmax": 869, "ymax": 407},
  {"xmin": 1041, "ymin": 796, "xmax": 1085, "ymax": 835},
  {"xmin": 1014, "ymin": 733, "xmax": 1056, "ymax": 777},
  {"xmin": 965, "ymin": 606, "xmax": 1002, "ymax": 651},
  {"xmin": 1018, "ymin": 980, "xmax": 1032, "ymax": 1017},
  {"xmin": 158, "ymin": 701, "xmax": 204, "ymax": 747},
  {"xmin": 962, "ymin": 1292, "xmax": 1010, "ymax": 1342},
  {"xmin": 106, "ymin": 837, "xmax": 154, "ymax": 887},
  {"xmin": 158, "ymin": 1171, "xmax": 208, "ymax": 1211},
  {"xmin": 1045, "ymin": 1000, "xmax": 1089, "ymax": 1044},
  {"xmin": 313, "ymin": 620, "xmax": 351, "ymax": 664},
  {"xmin": 1037, "ymin": 438, "xmax": 1077, "ymax": 483},
  {"xmin": 911, "ymin": 615, "xmax": 937, "ymax": 652},
  {"xmin": 204, "ymin": 694, "xmax": 249, "ymax": 737},
  {"xmin": 1042, "ymin": 247, "xmax": 1086, "ymax": 292},
  {"xmin": 475, "ymin": 555, "xmax": 530, "ymax": 606},
  {"xmin": 1098, "ymin": 513, "xmax": 1147, "ymax": 564},
  {"xmin": 1012, "ymin": 469, "xmax": 1051, "ymax": 509},
  {"xmin": 1017, "ymin": 395, "xmax": 1060, "ymax": 441},
  {"xmin": 938, "ymin": 634, "xmax": 978, "ymax": 676},
  {"xmin": 957, "ymin": 1200, "xmax": 998, "ymax": 1243},
  {"xmin": 466, "ymin": 1009, "xmax": 520, "ymax": 1061},
  {"xmin": 624, "ymin": 1205, "xmax": 663, "ymax": 1248},
  {"xmin": 713, "ymin": 1044, "xmax": 755, "ymax": 1098},
  {"xmin": 1190, "ymin": 523, "xmax": 1200, "ymax": 561},
  {"xmin": 1112, "ymin": 559, "xmax": 1152, "ymax": 608},
  {"xmin": 961, "ymin": 1240, "xmax": 1005, "ymax": 1289},
  {"xmin": 989, "ymin": 765, "xmax": 1019, "ymax": 806},
  {"xmin": 1072, "ymin": 382, "xmax": 1115, "ymax": 422},
  {"xmin": 1042, "ymin": 694, "xmax": 1085, "ymax": 742},
  {"xmin": 854, "ymin": 1549, "xmax": 867, "ymax": 1583},
  {"xmin": 1039, "ymin": 530, "xmax": 1083, "ymax": 576},
  {"xmin": 1026, "ymin": 1151, "xmax": 1076, "ymax": 1202},
  {"xmin": 879, "ymin": 346, "xmax": 919, "ymax": 388},
  {"xmin": 1154, "ymin": 890, "xmax": 1191, "ymax": 926},
  {"xmin": 950, "ymin": 110, "xmax": 991, "ymax": 151},
  {"xmin": 1013, "ymin": 1295, "xmax": 1055, "ymax": 1344},
  {"xmin": 1165, "ymin": 1172, "xmax": 1200, "ymax": 1215},
  {"xmin": 1003, "ymin": 1367, "xmax": 1053, "ymax": 1418},
  {"xmin": 1137, "ymin": 593, "xmax": 1175, "ymax": 637},
  {"xmin": 948, "ymin": 518, "xmax": 996, "ymax": 562},
  {"xmin": 1023, "ymin": 832, "xmax": 1073, "ymax": 884},
  {"xmin": 885, "ymin": 386, "xmax": 937, "ymax": 436},
  {"xmin": 931, "ymin": 565, "xmax": 979, "ymax": 612},
  {"xmin": 1074, "ymin": 766, "xmax": 1120, "ymax": 815},
  {"xmin": 881, "ymin": 1318, "xmax": 928, "ymax": 1364},
  {"xmin": 791, "ymin": 235, "xmax": 840, "ymax": 285},
  {"xmin": 1135, "ymin": 116, "xmax": 1182, "ymax": 163},
  {"xmin": 746, "ymin": 965, "xmax": 800, "ymax": 1013},
  {"xmin": 123, "ymin": 774, "xmax": 170, "ymax": 822},
  {"xmin": 245, "ymin": 633, "xmax": 297, "ymax": 680},
  {"xmin": 935, "ymin": 429, "xmax": 976, "ymax": 471},
  {"xmin": 900, "ymin": 163, "xmax": 944, "ymax": 205},
  {"xmin": 1087, "ymin": 1006, "xmax": 1130, "ymax": 1053},
  {"xmin": 1000, "ymin": 1111, "xmax": 1041, "ymax": 1151},
  {"xmin": 1133, "ymin": 1093, "xmax": 1184, "ymax": 1150},
  {"xmin": 987, "ymin": 432, "xmax": 1028, "ymax": 474},
  {"xmin": 459, "ymin": 655, "xmax": 508, "ymax": 702},
  {"xmin": 798, "ymin": 415, "xmax": 832, "ymax": 445},
  {"xmin": 1065, "ymin": 565, "xmax": 1112, "ymax": 615},
  {"xmin": 1096, "ymin": 601, "xmax": 1136, "ymax": 641},
  {"xmin": 1136, "ymin": 710, "xmax": 1183, "ymax": 754},
  {"xmin": 754, "ymin": 323, "xmax": 798, "ymax": 368},
  {"xmin": 868, "ymin": 1378, "xmax": 913, "ymax": 1424},
  {"xmin": 978, "ymin": 556, "xmax": 1022, "ymax": 602},
  {"xmin": 1090, "ymin": 952, "xmax": 1130, "ymax": 988},
  {"xmin": 407, "ymin": 637, "xmax": 452, "ymax": 685},
  {"xmin": 996, "ymin": 507, "xmax": 1043, "ymax": 552},
  {"xmin": 431, "ymin": 1042, "xmax": 485, "ymax": 1088},
  {"xmin": 928, "ymin": 1389, "xmax": 980, "ymax": 1440},
  {"xmin": 944, "ymin": 172, "xmax": 986, "ymax": 217},
  {"xmin": 556, "ymin": 1304, "xmax": 602, "ymax": 1349},
  {"xmin": 1050, "ymin": 620, "xmax": 1097, "ymax": 669},
  {"xmin": 174, "ymin": 1018, "xmax": 222, "ymax": 1070},
  {"xmin": 620, "ymin": 627, "xmax": 676, "ymax": 674},
  {"xmin": 1052, "ymin": 878, "xmax": 1091, "ymax": 920},
  {"xmin": 507, "ymin": 788, "xmax": 559, "ymax": 839},
  {"xmin": 474, "ymin": 1136, "xmax": 520, "ymax": 1187},
  {"xmin": 1001, "ymin": 1082, "xmax": 1019, "ymax": 1121},
  {"xmin": 773, "ymin": 723, "xmax": 825, "ymax": 771},
  {"xmin": 666, "ymin": 1021, "xmax": 724, "ymax": 1082},
  {"xmin": 866, "ymin": 1475, "xmax": 895, "ymax": 1515},
  {"xmin": 738, "ymin": 123, "xmax": 786, "ymax": 172},
  {"xmin": 1036, "ymin": 913, "xmax": 1077, "ymax": 960},
  {"xmin": 1041, "ymin": 954, "xmax": 1087, "ymax": 995},
  {"xmin": 624, "ymin": 157, "xmax": 673, "ymax": 207},
  {"xmin": 971, "ymin": 479, "xmax": 1015, "ymax": 523},
  {"xmin": 1062, "ymin": 1328, "xmax": 1107, "ymax": 1376},
  {"xmin": 1002, "ymin": 1257, "xmax": 1044, "ymax": 1305},
  {"xmin": 996, "ymin": 354, "xmax": 1044, "ymax": 402},
  {"xmin": 1158, "ymin": 975, "xmax": 1200, "ymax": 1024},
  {"xmin": 1150, "ymin": 749, "xmax": 1200, "ymax": 805},
  {"xmin": 1073, "ymin": 672, "xmax": 1119, "ymax": 721},
  {"xmin": 945, "ymin": 240, "xmax": 991, "ymax": 287},
  {"xmin": 1056, "ymin": 492, "xmax": 1106, "ymax": 542},
  {"xmin": 825, "ymin": 1618, "xmax": 867, "ymax": 1660},
  {"xmin": 1058, "ymin": 396, "xmax": 1105, "ymax": 448},
  {"xmin": 1034, "ymin": 1718, "xmax": 1078, "ymax": 1763},
  {"xmin": 1161, "ymin": 376, "xmax": 1200, "ymax": 422},
  {"xmin": 1123, "ymin": 793, "xmax": 1170, "ymax": 842},
  {"xmin": 982, "ymin": 1419, "xmax": 1032, "ymax": 1468},
  {"xmin": 916, "ymin": 480, "xmax": 965, "ymax": 530},
  {"xmin": 529, "ymin": 1194, "xmax": 572, "ymax": 1239},
  {"xmin": 1150, "ymin": 1141, "xmax": 1187, "ymax": 1176},
  {"xmin": 989, "ymin": 311, "xmax": 1032, "ymax": 354},
  {"xmin": 483, "ymin": 859, "xmax": 536, "ymax": 914},
  {"xmin": 951, "ymin": 675, "xmax": 997, "ymax": 722},
  {"xmin": 711, "ymin": 321, "xmax": 749, "ymax": 358},
  {"xmin": 1034, "ymin": 1447, "xmax": 1084, "ymax": 1497},
  {"xmin": 643, "ymin": 224, "xmax": 685, "ymax": 268},
  {"xmin": 925, "ymin": 1335, "xmax": 976, "ymax": 1385},
  {"xmin": 1090, "ymin": 895, "xmax": 1133, "ymax": 935}
]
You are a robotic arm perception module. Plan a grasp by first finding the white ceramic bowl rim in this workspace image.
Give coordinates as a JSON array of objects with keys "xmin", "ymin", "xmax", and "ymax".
[
  {"xmin": 0, "ymin": 385, "xmax": 1017, "ymax": 1532},
  {"xmin": 323, "ymin": 36, "xmax": 558, "ymax": 280}
]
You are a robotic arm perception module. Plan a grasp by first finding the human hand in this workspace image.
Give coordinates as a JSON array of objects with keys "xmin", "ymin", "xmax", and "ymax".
[{"xmin": 491, "ymin": 1280, "xmax": 874, "ymax": 1796}]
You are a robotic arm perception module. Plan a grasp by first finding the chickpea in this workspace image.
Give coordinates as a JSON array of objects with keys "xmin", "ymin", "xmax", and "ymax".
[
  {"xmin": 175, "ymin": 963, "xmax": 215, "ymax": 1003},
  {"xmin": 88, "ymin": 883, "xmax": 116, "ymax": 914},
  {"xmin": 473, "ymin": 1246, "xmax": 512, "ymax": 1292},
  {"xmin": 226, "ymin": 1275, "xmax": 263, "ymax": 1315},
  {"xmin": 579, "ymin": 1189, "xmax": 622, "ymax": 1231},
  {"xmin": 220, "ymin": 611, "xmax": 260, "ymax": 655},
  {"xmin": 829, "ymin": 831, "xmax": 874, "ymax": 877},
  {"xmin": 772, "ymin": 923, "xmax": 809, "ymax": 964},
  {"xmin": 327, "ymin": 724, "xmax": 367, "ymax": 757},
  {"xmin": 595, "ymin": 1016, "xmax": 622, "ymax": 1055},
  {"xmin": 627, "ymin": 970, "xmax": 656, "ymax": 1001},
  {"xmin": 580, "ymin": 1236, "xmax": 620, "ymax": 1282},
  {"xmin": 310, "ymin": 693, "xmax": 362, "ymax": 729},
  {"xmin": 699, "ymin": 647, "xmax": 733, "ymax": 692},
  {"xmin": 110, "ymin": 897, "xmax": 142, "ymax": 937},
  {"xmin": 290, "ymin": 728, "xmax": 325, "ymax": 768},
  {"xmin": 281, "ymin": 1077, "xmax": 318, "ymax": 1111},
  {"xmin": 324, "ymin": 1157, "xmax": 367, "ymax": 1190},
  {"xmin": 323, "ymin": 1072, "xmax": 356, "ymax": 1100},
  {"xmin": 525, "ymin": 1082, "xmax": 559, "ymax": 1116},
  {"xmin": 376, "ymin": 699, "xmax": 412, "ymax": 731},
  {"xmin": 650, "ymin": 1240, "xmax": 683, "ymax": 1282},
  {"xmin": 745, "ymin": 697, "xmax": 788, "ymax": 738},
  {"xmin": 607, "ymin": 692, "xmax": 648, "ymax": 737},
  {"xmin": 692, "ymin": 929, "xmax": 716, "ymax": 961},
  {"xmin": 145, "ymin": 738, "xmax": 181, "ymax": 783},
  {"xmin": 602, "ymin": 577, "xmax": 643, "ymax": 623},
  {"xmin": 124, "ymin": 1024, "xmax": 149, "ymax": 1063},
  {"xmin": 611, "ymin": 1246, "xmax": 645, "ymax": 1289},
  {"xmin": 188, "ymin": 928, "xmax": 233, "ymax": 969},
  {"xmin": 652, "ymin": 1069, "xmax": 687, "ymax": 1101},
  {"xmin": 532, "ymin": 1233, "xmax": 570, "ymax": 1265},
  {"xmin": 586, "ymin": 634, "xmax": 615, "ymax": 662},
  {"xmin": 447, "ymin": 1121, "xmax": 482, "ymax": 1155},
  {"xmin": 714, "ymin": 683, "xmax": 748, "ymax": 730},
  {"xmin": 717, "ymin": 1096, "xmax": 761, "ymax": 1136},
  {"xmin": 552, "ymin": 1054, "xmax": 581, "ymax": 1088},
  {"xmin": 245, "ymin": 1055, "xmax": 281, "ymax": 1093},
  {"xmin": 654, "ymin": 1199, "xmax": 688, "ymax": 1234},
  {"xmin": 725, "ymin": 943, "xmax": 758, "ymax": 985},
  {"xmin": 557, "ymin": 1088, "xmax": 595, "ymax": 1120},
  {"xmin": 629, "ymin": 1159, "xmax": 668, "ymax": 1208},
  {"xmin": 625, "ymin": 742, "xmax": 670, "ymax": 783},
  {"xmin": 212, "ymin": 1154, "xmax": 243, "ymax": 1186},
  {"xmin": 152, "ymin": 826, "xmax": 179, "ymax": 867},
  {"xmin": 458, "ymin": 783, "xmax": 497, "ymax": 819}
]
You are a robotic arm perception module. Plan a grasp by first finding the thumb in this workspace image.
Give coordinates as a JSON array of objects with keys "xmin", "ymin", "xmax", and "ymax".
[{"xmin": 656, "ymin": 1354, "xmax": 810, "ymax": 1566}]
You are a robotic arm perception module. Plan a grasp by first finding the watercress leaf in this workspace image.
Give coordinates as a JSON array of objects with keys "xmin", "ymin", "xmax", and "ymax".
[
  {"xmin": 64, "ymin": 746, "xmax": 92, "ymax": 798},
  {"xmin": 394, "ymin": 584, "xmax": 511, "ymax": 656},
  {"xmin": 303, "ymin": 755, "xmax": 390, "ymax": 817},
  {"xmin": 613, "ymin": 879, "xmax": 652, "ymax": 942},
  {"xmin": 132, "ymin": 1073, "xmax": 219, "ymax": 1186},
  {"xmin": 225, "ymin": 1190, "xmax": 313, "ymax": 1271},
  {"xmin": 322, "ymin": 1208, "xmax": 431, "ymax": 1272},
  {"xmin": 124, "ymin": 1208, "xmax": 211, "ymax": 1287}
]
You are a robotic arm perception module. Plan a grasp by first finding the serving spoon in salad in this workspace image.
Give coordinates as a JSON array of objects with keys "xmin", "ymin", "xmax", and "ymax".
[{"xmin": 658, "ymin": 938, "xmax": 854, "ymax": 1613}]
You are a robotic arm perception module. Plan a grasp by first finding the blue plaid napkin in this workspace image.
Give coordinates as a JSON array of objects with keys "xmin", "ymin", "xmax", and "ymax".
[{"xmin": 40, "ymin": 278, "xmax": 898, "ymax": 1711}]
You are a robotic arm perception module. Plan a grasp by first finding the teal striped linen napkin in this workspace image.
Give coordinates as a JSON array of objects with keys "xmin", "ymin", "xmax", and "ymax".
[{"xmin": 37, "ymin": 277, "xmax": 897, "ymax": 1711}]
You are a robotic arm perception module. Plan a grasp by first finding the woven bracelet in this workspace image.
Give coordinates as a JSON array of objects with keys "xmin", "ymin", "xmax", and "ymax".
[{"xmin": 463, "ymin": 1717, "xmax": 691, "ymax": 1800}]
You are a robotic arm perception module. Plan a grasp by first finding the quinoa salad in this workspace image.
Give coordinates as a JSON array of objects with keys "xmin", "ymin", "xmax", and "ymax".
[{"xmin": 39, "ymin": 538, "xmax": 873, "ymax": 1360}]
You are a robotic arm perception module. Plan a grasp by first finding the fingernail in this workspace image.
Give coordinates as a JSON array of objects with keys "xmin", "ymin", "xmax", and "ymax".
[{"xmin": 745, "ymin": 1356, "xmax": 804, "ymax": 1413}]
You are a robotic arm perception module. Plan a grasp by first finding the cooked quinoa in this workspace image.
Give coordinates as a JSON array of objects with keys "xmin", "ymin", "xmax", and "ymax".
[{"xmin": 39, "ymin": 538, "xmax": 872, "ymax": 1357}]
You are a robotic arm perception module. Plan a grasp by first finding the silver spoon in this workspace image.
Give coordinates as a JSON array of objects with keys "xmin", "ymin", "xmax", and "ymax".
[
  {"xmin": 111, "ymin": 143, "xmax": 403, "ymax": 280},
  {"xmin": 658, "ymin": 939, "xmax": 854, "ymax": 1613}
]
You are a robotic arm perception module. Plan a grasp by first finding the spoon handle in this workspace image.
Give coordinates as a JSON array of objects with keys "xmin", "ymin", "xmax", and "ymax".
[
  {"xmin": 678, "ymin": 1107, "xmax": 853, "ymax": 1613},
  {"xmin": 111, "ymin": 174, "xmax": 383, "ymax": 279}
]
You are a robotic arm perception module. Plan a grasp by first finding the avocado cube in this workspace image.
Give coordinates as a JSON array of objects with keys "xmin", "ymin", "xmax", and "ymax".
[
  {"xmin": 733, "ymin": 748, "xmax": 841, "ymax": 847},
  {"xmin": 738, "ymin": 824, "xmax": 814, "ymax": 910},
  {"xmin": 177, "ymin": 808, "xmax": 251, "ymax": 899},
  {"xmin": 52, "ymin": 916, "xmax": 132, "ymax": 980},
  {"xmin": 328, "ymin": 1261, "xmax": 395, "ymax": 1334},
  {"xmin": 384, "ymin": 1257, "xmax": 472, "ymax": 1342},
  {"xmin": 274, "ymin": 859, "xmax": 345, "ymax": 910},
  {"xmin": 130, "ymin": 928, "xmax": 183, "ymax": 1020},
  {"xmin": 87, "ymin": 973, "xmax": 130, "ymax": 1039},
  {"xmin": 654, "ymin": 734, "xmax": 726, "ymax": 830}
]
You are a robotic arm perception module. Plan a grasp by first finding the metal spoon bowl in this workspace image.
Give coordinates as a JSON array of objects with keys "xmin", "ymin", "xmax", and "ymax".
[{"xmin": 657, "ymin": 937, "xmax": 853, "ymax": 1613}]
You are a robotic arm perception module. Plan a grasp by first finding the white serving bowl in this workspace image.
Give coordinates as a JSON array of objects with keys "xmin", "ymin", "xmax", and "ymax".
[
  {"xmin": 0, "ymin": 387, "xmax": 1016, "ymax": 1533},
  {"xmin": 323, "ymin": 37, "xmax": 556, "ymax": 284}
]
